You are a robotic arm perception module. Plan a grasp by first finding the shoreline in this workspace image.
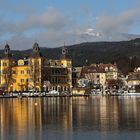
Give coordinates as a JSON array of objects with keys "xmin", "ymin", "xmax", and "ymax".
[{"xmin": 0, "ymin": 93, "xmax": 140, "ymax": 98}]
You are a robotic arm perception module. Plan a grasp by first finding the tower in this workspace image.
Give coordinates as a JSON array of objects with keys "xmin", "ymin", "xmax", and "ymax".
[
  {"xmin": 29, "ymin": 42, "xmax": 42, "ymax": 91},
  {"xmin": 32, "ymin": 42, "xmax": 41, "ymax": 57},
  {"xmin": 61, "ymin": 44, "xmax": 70, "ymax": 60},
  {"xmin": 60, "ymin": 45, "xmax": 72, "ymax": 93},
  {"xmin": 0, "ymin": 44, "xmax": 13, "ymax": 92},
  {"xmin": 4, "ymin": 44, "xmax": 11, "ymax": 56}
]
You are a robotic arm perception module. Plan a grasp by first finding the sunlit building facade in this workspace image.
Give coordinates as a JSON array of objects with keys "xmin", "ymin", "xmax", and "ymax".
[
  {"xmin": 79, "ymin": 63, "xmax": 118, "ymax": 87},
  {"xmin": 0, "ymin": 43, "xmax": 72, "ymax": 93},
  {"xmin": 127, "ymin": 68, "xmax": 140, "ymax": 87}
]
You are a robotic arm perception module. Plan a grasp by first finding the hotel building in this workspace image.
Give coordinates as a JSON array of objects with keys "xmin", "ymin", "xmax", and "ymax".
[{"xmin": 0, "ymin": 43, "xmax": 72, "ymax": 93}]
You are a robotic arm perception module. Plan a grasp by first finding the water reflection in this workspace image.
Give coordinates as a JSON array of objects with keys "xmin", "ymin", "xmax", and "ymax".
[{"xmin": 0, "ymin": 96, "xmax": 140, "ymax": 140}]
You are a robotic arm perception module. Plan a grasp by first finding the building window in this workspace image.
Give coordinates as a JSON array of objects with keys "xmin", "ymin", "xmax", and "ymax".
[
  {"xmin": 21, "ymin": 79, "xmax": 24, "ymax": 82},
  {"xmin": 12, "ymin": 71, "xmax": 16, "ymax": 74},
  {"xmin": 55, "ymin": 70, "xmax": 57, "ymax": 74},
  {"xmin": 48, "ymin": 62, "xmax": 50, "ymax": 66},
  {"xmin": 97, "ymin": 75, "xmax": 100, "ymax": 78},
  {"xmin": 3, "ymin": 62, "xmax": 7, "ymax": 66},
  {"xmin": 26, "ymin": 79, "xmax": 30, "ymax": 83},
  {"xmin": 21, "ymin": 70, "xmax": 24, "ymax": 74},
  {"xmin": 52, "ymin": 70, "xmax": 55, "ymax": 74},
  {"xmin": 13, "ymin": 79, "xmax": 16, "ymax": 83},
  {"xmin": 3, "ymin": 70, "xmax": 7, "ymax": 74},
  {"xmin": 27, "ymin": 70, "xmax": 30, "ymax": 74}
]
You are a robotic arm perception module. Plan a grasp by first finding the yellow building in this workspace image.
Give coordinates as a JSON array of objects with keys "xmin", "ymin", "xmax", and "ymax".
[
  {"xmin": 0, "ymin": 43, "xmax": 72, "ymax": 93},
  {"xmin": 127, "ymin": 72, "xmax": 140, "ymax": 86},
  {"xmin": 29, "ymin": 42, "xmax": 42, "ymax": 91},
  {"xmin": 72, "ymin": 87, "xmax": 88, "ymax": 95},
  {"xmin": 90, "ymin": 64, "xmax": 118, "ymax": 80},
  {"xmin": 12, "ymin": 59, "xmax": 32, "ymax": 92}
]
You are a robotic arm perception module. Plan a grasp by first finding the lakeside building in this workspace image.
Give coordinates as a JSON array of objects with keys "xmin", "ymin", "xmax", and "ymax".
[
  {"xmin": 72, "ymin": 67, "xmax": 82, "ymax": 87},
  {"xmin": 90, "ymin": 64, "xmax": 118, "ymax": 80},
  {"xmin": 80, "ymin": 65, "xmax": 106, "ymax": 86},
  {"xmin": 77, "ymin": 63, "xmax": 118, "ymax": 88},
  {"xmin": 127, "ymin": 67, "xmax": 140, "ymax": 87},
  {"xmin": 0, "ymin": 43, "xmax": 72, "ymax": 92},
  {"xmin": 43, "ymin": 47, "xmax": 72, "ymax": 92}
]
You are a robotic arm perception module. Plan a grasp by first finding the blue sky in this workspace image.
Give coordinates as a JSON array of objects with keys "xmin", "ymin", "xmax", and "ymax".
[{"xmin": 0, "ymin": 0, "xmax": 140, "ymax": 49}]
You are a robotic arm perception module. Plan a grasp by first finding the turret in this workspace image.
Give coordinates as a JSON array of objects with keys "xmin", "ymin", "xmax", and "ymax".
[
  {"xmin": 3, "ymin": 44, "xmax": 12, "ymax": 58},
  {"xmin": 31, "ymin": 42, "xmax": 42, "ymax": 58},
  {"xmin": 61, "ymin": 44, "xmax": 70, "ymax": 60}
]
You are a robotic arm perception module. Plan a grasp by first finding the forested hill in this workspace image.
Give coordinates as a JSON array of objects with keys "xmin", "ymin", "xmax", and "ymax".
[{"xmin": 1, "ymin": 38, "xmax": 140, "ymax": 75}]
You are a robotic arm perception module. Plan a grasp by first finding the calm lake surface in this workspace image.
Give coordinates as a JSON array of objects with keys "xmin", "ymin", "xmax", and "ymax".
[{"xmin": 0, "ymin": 96, "xmax": 140, "ymax": 140}]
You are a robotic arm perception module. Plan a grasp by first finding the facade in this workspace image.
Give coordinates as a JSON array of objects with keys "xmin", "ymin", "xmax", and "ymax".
[
  {"xmin": 90, "ymin": 64, "xmax": 118, "ymax": 80},
  {"xmin": 72, "ymin": 87, "xmax": 88, "ymax": 95},
  {"xmin": 12, "ymin": 59, "xmax": 32, "ymax": 91},
  {"xmin": 0, "ymin": 43, "xmax": 72, "ymax": 93},
  {"xmin": 128, "ymin": 72, "xmax": 140, "ymax": 86},
  {"xmin": 79, "ymin": 63, "xmax": 118, "ymax": 88},
  {"xmin": 42, "ymin": 49, "xmax": 72, "ymax": 92},
  {"xmin": 127, "ymin": 68, "xmax": 140, "ymax": 86},
  {"xmin": 80, "ymin": 65, "xmax": 106, "ymax": 87},
  {"xmin": 72, "ymin": 67, "xmax": 82, "ymax": 87},
  {"xmin": 29, "ymin": 42, "xmax": 43, "ymax": 91}
]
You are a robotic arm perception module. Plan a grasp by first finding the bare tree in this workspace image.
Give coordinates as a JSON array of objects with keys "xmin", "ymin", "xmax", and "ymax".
[{"xmin": 2, "ymin": 60, "xmax": 14, "ymax": 92}]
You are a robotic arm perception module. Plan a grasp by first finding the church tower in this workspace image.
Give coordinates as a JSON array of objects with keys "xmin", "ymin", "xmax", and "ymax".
[
  {"xmin": 32, "ymin": 42, "xmax": 42, "ymax": 57},
  {"xmin": 4, "ymin": 44, "xmax": 12, "ymax": 58},
  {"xmin": 29, "ymin": 42, "xmax": 42, "ymax": 91},
  {"xmin": 0, "ymin": 44, "xmax": 13, "ymax": 92},
  {"xmin": 60, "ymin": 44, "xmax": 72, "ymax": 93}
]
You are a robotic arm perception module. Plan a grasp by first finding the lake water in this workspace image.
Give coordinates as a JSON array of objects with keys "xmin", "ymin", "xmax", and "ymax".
[{"xmin": 0, "ymin": 96, "xmax": 140, "ymax": 140}]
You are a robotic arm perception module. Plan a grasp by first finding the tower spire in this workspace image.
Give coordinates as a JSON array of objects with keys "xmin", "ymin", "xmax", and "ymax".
[
  {"xmin": 62, "ymin": 42, "xmax": 67, "ymax": 58},
  {"xmin": 31, "ymin": 42, "xmax": 42, "ymax": 58},
  {"xmin": 61, "ymin": 42, "xmax": 70, "ymax": 59},
  {"xmin": 4, "ymin": 43, "xmax": 11, "ymax": 57}
]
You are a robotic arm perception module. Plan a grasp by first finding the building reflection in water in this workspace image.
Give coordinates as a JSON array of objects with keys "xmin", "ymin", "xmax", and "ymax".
[{"xmin": 0, "ymin": 96, "xmax": 140, "ymax": 140}]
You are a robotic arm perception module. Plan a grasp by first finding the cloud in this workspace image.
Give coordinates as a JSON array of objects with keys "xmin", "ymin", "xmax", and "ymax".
[
  {"xmin": 5, "ymin": 30, "xmax": 78, "ymax": 49},
  {"xmin": 0, "ymin": 3, "xmax": 140, "ymax": 50},
  {"xmin": 96, "ymin": 8, "xmax": 140, "ymax": 40},
  {"xmin": 0, "ymin": 7, "xmax": 67, "ymax": 34},
  {"xmin": 0, "ymin": 7, "xmax": 69, "ymax": 49},
  {"xmin": 21, "ymin": 7, "xmax": 67, "ymax": 31}
]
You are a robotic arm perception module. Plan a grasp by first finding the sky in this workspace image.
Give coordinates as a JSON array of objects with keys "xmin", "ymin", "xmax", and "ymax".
[{"xmin": 0, "ymin": 0, "xmax": 140, "ymax": 50}]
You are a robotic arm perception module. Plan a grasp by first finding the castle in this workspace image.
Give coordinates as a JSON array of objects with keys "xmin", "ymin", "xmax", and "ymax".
[{"xmin": 0, "ymin": 43, "xmax": 72, "ymax": 93}]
